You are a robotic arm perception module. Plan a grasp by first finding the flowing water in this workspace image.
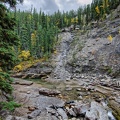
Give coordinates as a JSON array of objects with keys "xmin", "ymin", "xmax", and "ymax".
[{"xmin": 52, "ymin": 32, "xmax": 73, "ymax": 80}]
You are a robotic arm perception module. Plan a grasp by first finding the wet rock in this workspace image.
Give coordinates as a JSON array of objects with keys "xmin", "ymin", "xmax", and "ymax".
[
  {"xmin": 39, "ymin": 88, "xmax": 61, "ymax": 96},
  {"xmin": 13, "ymin": 78, "xmax": 33, "ymax": 86}
]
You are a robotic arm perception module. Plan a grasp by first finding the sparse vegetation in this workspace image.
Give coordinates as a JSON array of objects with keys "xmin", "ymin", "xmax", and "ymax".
[{"xmin": 1, "ymin": 101, "xmax": 21, "ymax": 112}]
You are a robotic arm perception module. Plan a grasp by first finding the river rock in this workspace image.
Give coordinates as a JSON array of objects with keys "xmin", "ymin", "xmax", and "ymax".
[
  {"xmin": 85, "ymin": 101, "xmax": 109, "ymax": 120},
  {"xmin": 39, "ymin": 88, "xmax": 61, "ymax": 96},
  {"xmin": 57, "ymin": 108, "xmax": 68, "ymax": 119},
  {"xmin": 13, "ymin": 79, "xmax": 33, "ymax": 86},
  {"xmin": 28, "ymin": 109, "xmax": 41, "ymax": 119},
  {"xmin": 67, "ymin": 108, "xmax": 77, "ymax": 117},
  {"xmin": 73, "ymin": 103, "xmax": 90, "ymax": 116},
  {"xmin": 36, "ymin": 96, "xmax": 65, "ymax": 110}
]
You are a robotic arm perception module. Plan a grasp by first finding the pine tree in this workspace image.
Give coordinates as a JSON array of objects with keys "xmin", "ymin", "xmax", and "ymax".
[{"xmin": 0, "ymin": 0, "xmax": 23, "ymax": 96}]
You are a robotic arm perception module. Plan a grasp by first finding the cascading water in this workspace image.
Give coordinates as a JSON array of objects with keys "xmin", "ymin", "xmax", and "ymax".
[{"xmin": 52, "ymin": 32, "xmax": 73, "ymax": 80}]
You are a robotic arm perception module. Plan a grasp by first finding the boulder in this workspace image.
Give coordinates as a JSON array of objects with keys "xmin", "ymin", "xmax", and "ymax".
[
  {"xmin": 12, "ymin": 78, "xmax": 33, "ymax": 86},
  {"xmin": 85, "ymin": 101, "xmax": 109, "ymax": 120},
  {"xmin": 39, "ymin": 88, "xmax": 61, "ymax": 96}
]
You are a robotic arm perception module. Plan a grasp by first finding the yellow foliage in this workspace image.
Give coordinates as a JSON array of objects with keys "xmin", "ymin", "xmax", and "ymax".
[
  {"xmin": 53, "ymin": 50, "xmax": 57, "ymax": 54},
  {"xmin": 71, "ymin": 18, "xmax": 77, "ymax": 23},
  {"xmin": 14, "ymin": 64, "xmax": 22, "ymax": 72},
  {"xmin": 71, "ymin": 18, "xmax": 74, "ymax": 23},
  {"xmin": 0, "ymin": 75, "xmax": 4, "ymax": 81},
  {"xmin": 95, "ymin": 6, "xmax": 100, "ymax": 14},
  {"xmin": 18, "ymin": 50, "xmax": 30, "ymax": 60},
  {"xmin": 103, "ymin": 0, "xmax": 109, "ymax": 8},
  {"xmin": 13, "ymin": 57, "xmax": 46, "ymax": 72},
  {"xmin": 0, "ymin": 67, "xmax": 2, "ymax": 72},
  {"xmin": 28, "ymin": 14, "xmax": 32, "ymax": 20},
  {"xmin": 31, "ymin": 31, "xmax": 37, "ymax": 46},
  {"xmin": 107, "ymin": 35, "xmax": 113, "ymax": 42}
]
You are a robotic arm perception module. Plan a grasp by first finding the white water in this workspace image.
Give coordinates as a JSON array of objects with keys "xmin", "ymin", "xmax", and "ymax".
[{"xmin": 53, "ymin": 32, "xmax": 72, "ymax": 80}]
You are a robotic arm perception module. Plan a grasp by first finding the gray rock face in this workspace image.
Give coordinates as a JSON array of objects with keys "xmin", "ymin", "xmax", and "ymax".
[
  {"xmin": 95, "ymin": 35, "xmax": 120, "ymax": 77},
  {"xmin": 64, "ymin": 33, "xmax": 120, "ymax": 79}
]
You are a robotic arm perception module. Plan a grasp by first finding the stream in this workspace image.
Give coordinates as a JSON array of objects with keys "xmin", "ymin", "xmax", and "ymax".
[{"xmin": 52, "ymin": 32, "xmax": 72, "ymax": 80}]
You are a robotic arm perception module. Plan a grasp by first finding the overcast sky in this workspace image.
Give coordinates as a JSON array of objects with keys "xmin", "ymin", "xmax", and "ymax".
[{"xmin": 16, "ymin": 0, "xmax": 92, "ymax": 14}]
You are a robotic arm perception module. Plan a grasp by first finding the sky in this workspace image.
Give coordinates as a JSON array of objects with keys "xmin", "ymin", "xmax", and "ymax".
[{"xmin": 16, "ymin": 0, "xmax": 92, "ymax": 14}]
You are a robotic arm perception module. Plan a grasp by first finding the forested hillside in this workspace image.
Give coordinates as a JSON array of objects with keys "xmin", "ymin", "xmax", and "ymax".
[{"xmin": 13, "ymin": 0, "xmax": 120, "ymax": 59}]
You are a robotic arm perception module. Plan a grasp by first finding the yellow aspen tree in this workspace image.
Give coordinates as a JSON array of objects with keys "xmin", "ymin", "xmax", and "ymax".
[{"xmin": 95, "ymin": 6, "xmax": 100, "ymax": 14}]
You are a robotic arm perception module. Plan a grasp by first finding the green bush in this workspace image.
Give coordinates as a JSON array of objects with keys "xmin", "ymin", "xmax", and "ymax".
[
  {"xmin": 0, "ymin": 72, "xmax": 13, "ymax": 94},
  {"xmin": 1, "ymin": 101, "xmax": 21, "ymax": 112}
]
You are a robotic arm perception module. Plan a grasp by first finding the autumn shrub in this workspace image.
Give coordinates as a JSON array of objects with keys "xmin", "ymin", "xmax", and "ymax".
[
  {"xmin": 18, "ymin": 50, "xmax": 31, "ymax": 61},
  {"xmin": 107, "ymin": 35, "xmax": 113, "ymax": 42}
]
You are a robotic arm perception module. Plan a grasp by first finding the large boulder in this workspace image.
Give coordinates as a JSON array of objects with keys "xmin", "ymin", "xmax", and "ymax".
[{"xmin": 85, "ymin": 101, "xmax": 109, "ymax": 120}]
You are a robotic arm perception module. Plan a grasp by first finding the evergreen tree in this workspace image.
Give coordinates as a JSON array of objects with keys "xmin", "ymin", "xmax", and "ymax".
[{"xmin": 0, "ymin": 0, "xmax": 23, "ymax": 96}]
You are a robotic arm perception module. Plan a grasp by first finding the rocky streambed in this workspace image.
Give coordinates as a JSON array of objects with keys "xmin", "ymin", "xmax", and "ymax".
[{"xmin": 1, "ymin": 73, "xmax": 119, "ymax": 120}]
